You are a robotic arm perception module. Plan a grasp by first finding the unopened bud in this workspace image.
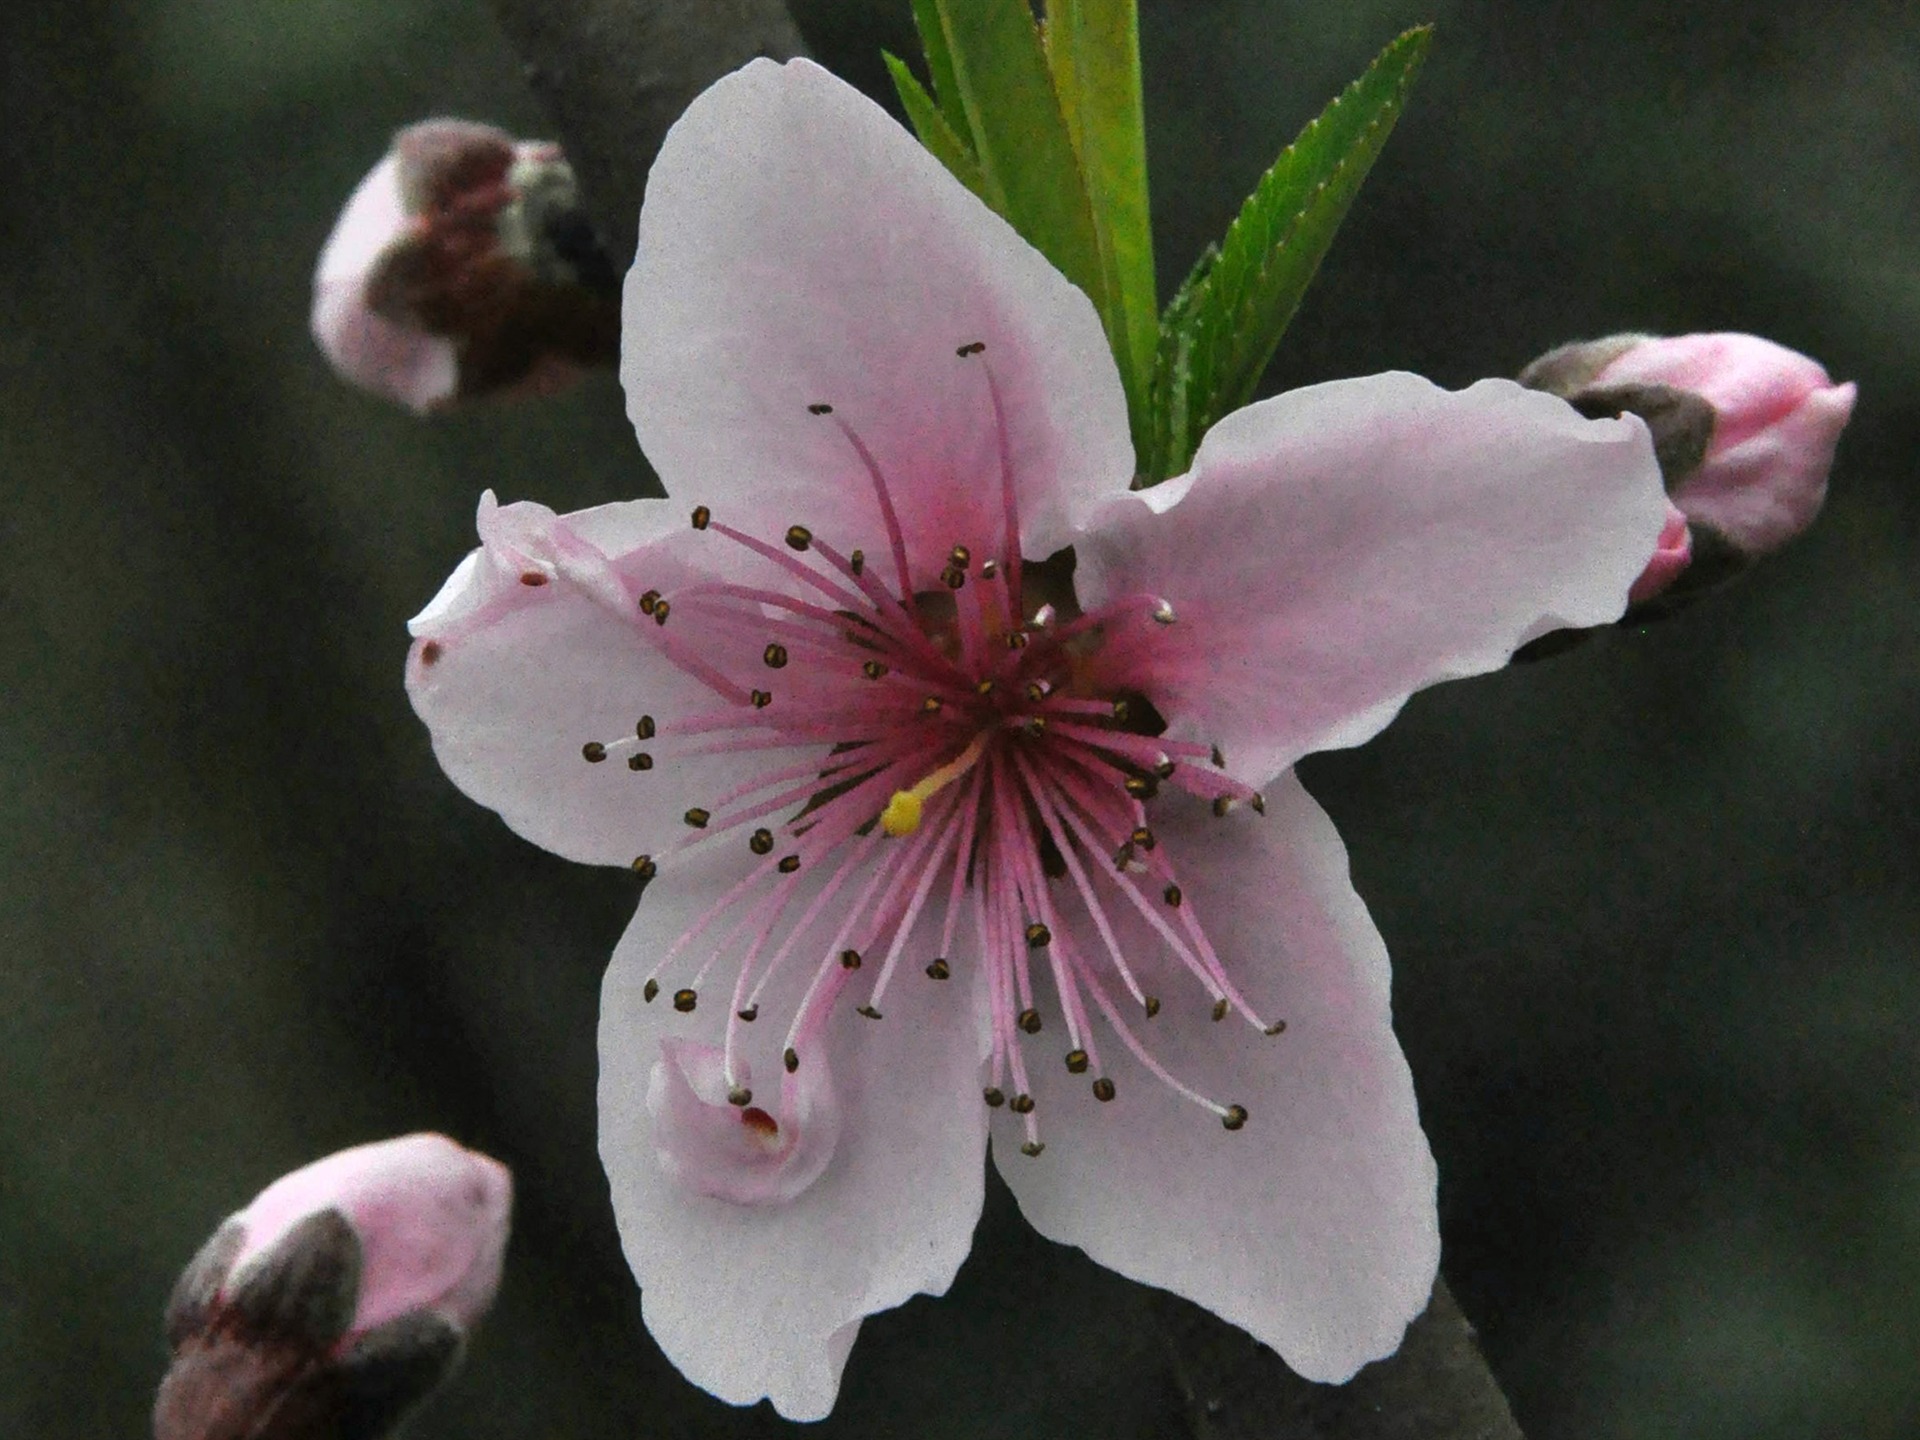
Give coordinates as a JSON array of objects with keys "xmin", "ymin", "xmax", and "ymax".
[
  {"xmin": 1522, "ymin": 331, "xmax": 1855, "ymax": 612},
  {"xmin": 154, "ymin": 1134, "xmax": 511, "ymax": 1440},
  {"xmin": 312, "ymin": 120, "xmax": 620, "ymax": 413}
]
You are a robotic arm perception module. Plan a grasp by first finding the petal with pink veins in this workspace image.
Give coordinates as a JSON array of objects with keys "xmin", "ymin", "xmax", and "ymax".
[
  {"xmin": 991, "ymin": 776, "xmax": 1438, "ymax": 1383},
  {"xmin": 1072, "ymin": 374, "xmax": 1668, "ymax": 786},
  {"xmin": 623, "ymin": 59, "xmax": 1134, "ymax": 588}
]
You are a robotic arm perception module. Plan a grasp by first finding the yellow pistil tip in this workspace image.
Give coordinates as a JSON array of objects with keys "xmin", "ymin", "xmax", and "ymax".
[{"xmin": 881, "ymin": 791, "xmax": 923, "ymax": 837}]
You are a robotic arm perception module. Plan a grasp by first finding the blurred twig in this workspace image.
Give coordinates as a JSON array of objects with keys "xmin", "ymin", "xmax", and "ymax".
[
  {"xmin": 485, "ymin": 0, "xmax": 809, "ymax": 268},
  {"xmin": 1154, "ymin": 1280, "xmax": 1523, "ymax": 1440},
  {"xmin": 481, "ymin": 5, "xmax": 1527, "ymax": 1437}
]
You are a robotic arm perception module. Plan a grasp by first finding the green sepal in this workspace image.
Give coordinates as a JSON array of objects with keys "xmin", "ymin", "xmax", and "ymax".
[
  {"xmin": 885, "ymin": 52, "xmax": 988, "ymax": 201},
  {"xmin": 1150, "ymin": 26, "xmax": 1431, "ymax": 480}
]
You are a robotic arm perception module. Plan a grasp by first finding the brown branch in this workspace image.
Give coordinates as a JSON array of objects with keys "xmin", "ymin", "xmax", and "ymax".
[
  {"xmin": 485, "ymin": 0, "xmax": 809, "ymax": 269},
  {"xmin": 1154, "ymin": 1280, "xmax": 1524, "ymax": 1440}
]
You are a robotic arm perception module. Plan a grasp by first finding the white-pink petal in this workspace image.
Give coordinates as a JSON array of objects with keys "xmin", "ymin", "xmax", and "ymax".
[
  {"xmin": 405, "ymin": 495, "xmax": 754, "ymax": 867},
  {"xmin": 1072, "ymin": 374, "xmax": 1668, "ymax": 786},
  {"xmin": 991, "ymin": 777, "xmax": 1437, "ymax": 1382},
  {"xmin": 623, "ymin": 59, "xmax": 1134, "ymax": 587},
  {"xmin": 598, "ymin": 859, "xmax": 991, "ymax": 1420},
  {"xmin": 311, "ymin": 152, "xmax": 459, "ymax": 414}
]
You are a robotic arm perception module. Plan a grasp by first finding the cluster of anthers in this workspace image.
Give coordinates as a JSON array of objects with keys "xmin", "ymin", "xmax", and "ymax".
[{"xmin": 577, "ymin": 344, "xmax": 1285, "ymax": 1159}]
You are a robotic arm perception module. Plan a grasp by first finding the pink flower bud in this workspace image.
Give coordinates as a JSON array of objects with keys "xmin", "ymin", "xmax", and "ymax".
[
  {"xmin": 1590, "ymin": 332, "xmax": 1855, "ymax": 556},
  {"xmin": 225, "ymin": 1133, "xmax": 511, "ymax": 1339},
  {"xmin": 1628, "ymin": 502, "xmax": 1693, "ymax": 604},
  {"xmin": 312, "ymin": 120, "xmax": 619, "ymax": 413}
]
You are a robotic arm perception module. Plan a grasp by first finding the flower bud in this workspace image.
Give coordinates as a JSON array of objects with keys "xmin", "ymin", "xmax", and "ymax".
[
  {"xmin": 155, "ymin": 1134, "xmax": 511, "ymax": 1440},
  {"xmin": 312, "ymin": 119, "xmax": 620, "ymax": 413},
  {"xmin": 1522, "ymin": 332, "xmax": 1855, "ymax": 606}
]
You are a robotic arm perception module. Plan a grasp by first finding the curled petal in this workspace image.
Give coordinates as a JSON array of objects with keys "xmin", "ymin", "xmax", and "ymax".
[
  {"xmin": 992, "ymin": 777, "xmax": 1437, "ymax": 1383},
  {"xmin": 1073, "ymin": 374, "xmax": 1668, "ymax": 785},
  {"xmin": 623, "ymin": 58, "xmax": 1133, "ymax": 584},
  {"xmin": 599, "ymin": 857, "xmax": 991, "ymax": 1420}
]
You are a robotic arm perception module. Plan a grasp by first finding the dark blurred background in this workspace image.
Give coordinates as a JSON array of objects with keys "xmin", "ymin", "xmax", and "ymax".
[{"xmin": 3, "ymin": 1, "xmax": 1915, "ymax": 1436}]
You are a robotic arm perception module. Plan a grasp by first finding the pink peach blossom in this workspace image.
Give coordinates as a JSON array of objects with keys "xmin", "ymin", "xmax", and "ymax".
[
  {"xmin": 405, "ymin": 59, "xmax": 1668, "ymax": 1419},
  {"xmin": 1628, "ymin": 502, "xmax": 1694, "ymax": 603}
]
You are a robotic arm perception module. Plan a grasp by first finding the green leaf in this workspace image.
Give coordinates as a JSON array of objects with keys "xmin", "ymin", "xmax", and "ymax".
[
  {"xmin": 1147, "ymin": 242, "xmax": 1217, "ymax": 480},
  {"xmin": 1158, "ymin": 26, "xmax": 1431, "ymax": 478},
  {"xmin": 885, "ymin": 52, "xmax": 988, "ymax": 201},
  {"xmin": 930, "ymin": 0, "xmax": 1112, "ymax": 339},
  {"xmin": 1043, "ymin": 0, "xmax": 1157, "ymax": 460},
  {"xmin": 909, "ymin": 0, "xmax": 968, "ymax": 139}
]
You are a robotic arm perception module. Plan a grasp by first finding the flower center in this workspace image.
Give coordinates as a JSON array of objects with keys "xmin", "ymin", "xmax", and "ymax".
[{"xmin": 588, "ymin": 348, "xmax": 1283, "ymax": 1172}]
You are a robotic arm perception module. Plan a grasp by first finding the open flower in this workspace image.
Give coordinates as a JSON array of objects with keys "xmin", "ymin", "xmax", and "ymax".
[{"xmin": 406, "ymin": 59, "xmax": 1666, "ymax": 1420}]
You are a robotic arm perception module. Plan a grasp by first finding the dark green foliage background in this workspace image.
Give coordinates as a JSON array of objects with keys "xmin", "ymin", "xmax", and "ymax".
[{"xmin": 3, "ymin": 1, "xmax": 1915, "ymax": 1436}]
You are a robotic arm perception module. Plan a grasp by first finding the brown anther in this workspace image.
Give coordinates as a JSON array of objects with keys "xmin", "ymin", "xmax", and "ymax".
[
  {"xmin": 691, "ymin": 505, "xmax": 711, "ymax": 530},
  {"xmin": 639, "ymin": 589, "xmax": 660, "ymax": 614},
  {"xmin": 726, "ymin": 1085, "xmax": 751, "ymax": 1107},
  {"xmin": 1091, "ymin": 1077, "xmax": 1117, "ymax": 1102},
  {"xmin": 926, "ymin": 958, "xmax": 952, "ymax": 980},
  {"xmin": 785, "ymin": 525, "xmax": 813, "ymax": 551},
  {"xmin": 1019, "ymin": 1140, "xmax": 1046, "ymax": 1158},
  {"xmin": 1264, "ymin": 1020, "xmax": 1288, "ymax": 1036},
  {"xmin": 783, "ymin": 1047, "xmax": 800, "ymax": 1073},
  {"xmin": 1025, "ymin": 923, "xmax": 1051, "ymax": 949},
  {"xmin": 642, "ymin": 979, "xmax": 659, "ymax": 1003},
  {"xmin": 1111, "ymin": 698, "xmax": 1131, "ymax": 722},
  {"xmin": 1222, "ymin": 1104, "xmax": 1249, "ymax": 1132},
  {"xmin": 1210, "ymin": 744, "xmax": 1226, "ymax": 768},
  {"xmin": 1005, "ymin": 630, "xmax": 1030, "ymax": 650},
  {"xmin": 983, "ymin": 1087, "xmax": 1006, "ymax": 1108},
  {"xmin": 1150, "ymin": 598, "xmax": 1177, "ymax": 625},
  {"xmin": 940, "ymin": 565, "xmax": 965, "ymax": 590},
  {"xmin": 630, "ymin": 855, "xmax": 657, "ymax": 880},
  {"xmin": 948, "ymin": 544, "xmax": 971, "ymax": 569},
  {"xmin": 976, "ymin": 679, "xmax": 995, "ymax": 697},
  {"xmin": 1211, "ymin": 997, "xmax": 1230, "ymax": 1022},
  {"xmin": 862, "ymin": 659, "xmax": 888, "ymax": 680},
  {"xmin": 636, "ymin": 715, "xmax": 657, "ymax": 740},
  {"xmin": 749, "ymin": 828, "xmax": 774, "ymax": 855},
  {"xmin": 751, "ymin": 689, "xmax": 773, "ymax": 708},
  {"xmin": 778, "ymin": 855, "xmax": 801, "ymax": 874},
  {"xmin": 956, "ymin": 341, "xmax": 986, "ymax": 357},
  {"xmin": 849, "ymin": 549, "xmax": 865, "ymax": 575},
  {"xmin": 653, "ymin": 601, "xmax": 671, "ymax": 626},
  {"xmin": 737, "ymin": 1005, "xmax": 759, "ymax": 1022},
  {"xmin": 1016, "ymin": 1008, "xmax": 1042, "ymax": 1034},
  {"xmin": 419, "ymin": 641, "xmax": 443, "ymax": 666},
  {"xmin": 979, "ymin": 559, "xmax": 999, "ymax": 579},
  {"xmin": 1212, "ymin": 796, "xmax": 1235, "ymax": 817},
  {"xmin": 1009, "ymin": 1093, "xmax": 1036, "ymax": 1114},
  {"xmin": 1125, "ymin": 775, "xmax": 1158, "ymax": 799},
  {"xmin": 1026, "ymin": 680, "xmax": 1051, "ymax": 703},
  {"xmin": 1143, "ymin": 995, "xmax": 1161, "ymax": 1018},
  {"xmin": 807, "ymin": 402, "xmax": 833, "ymax": 415},
  {"xmin": 922, "ymin": 697, "xmax": 943, "ymax": 714},
  {"xmin": 763, "ymin": 643, "xmax": 789, "ymax": 669},
  {"xmin": 672, "ymin": 988, "xmax": 697, "ymax": 1013},
  {"xmin": 1130, "ymin": 826, "xmax": 1156, "ymax": 850},
  {"xmin": 855, "ymin": 1004, "xmax": 883, "ymax": 1019},
  {"xmin": 519, "ymin": 571, "xmax": 548, "ymax": 587},
  {"xmin": 1113, "ymin": 841, "xmax": 1136, "ymax": 870},
  {"xmin": 839, "ymin": 949, "xmax": 862, "ymax": 971},
  {"xmin": 1064, "ymin": 1049, "xmax": 1089, "ymax": 1074},
  {"xmin": 1163, "ymin": 883, "xmax": 1183, "ymax": 907},
  {"xmin": 683, "ymin": 808, "xmax": 711, "ymax": 828},
  {"xmin": 627, "ymin": 753, "xmax": 654, "ymax": 772},
  {"xmin": 582, "ymin": 742, "xmax": 607, "ymax": 764},
  {"xmin": 1025, "ymin": 716, "xmax": 1047, "ymax": 736},
  {"xmin": 1250, "ymin": 792, "xmax": 1266, "ymax": 814}
]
